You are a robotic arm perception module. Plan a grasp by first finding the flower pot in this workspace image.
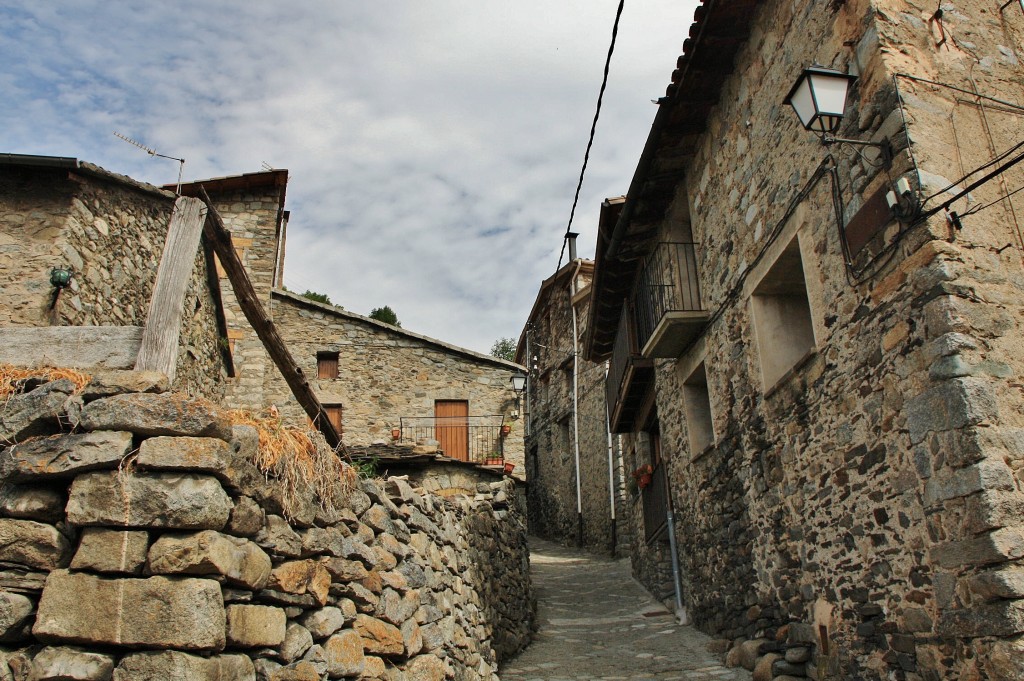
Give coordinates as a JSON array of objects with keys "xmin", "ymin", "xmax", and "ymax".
[
  {"xmin": 501, "ymin": 425, "xmax": 511, "ymax": 436},
  {"xmin": 391, "ymin": 428, "xmax": 401, "ymax": 440},
  {"xmin": 485, "ymin": 457, "xmax": 503, "ymax": 466},
  {"xmin": 637, "ymin": 473, "xmax": 652, "ymax": 489},
  {"xmin": 503, "ymin": 462, "xmax": 515, "ymax": 475}
]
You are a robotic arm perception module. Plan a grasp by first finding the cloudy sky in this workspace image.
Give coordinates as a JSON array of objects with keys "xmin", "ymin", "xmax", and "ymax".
[{"xmin": 2, "ymin": 1, "xmax": 698, "ymax": 354}]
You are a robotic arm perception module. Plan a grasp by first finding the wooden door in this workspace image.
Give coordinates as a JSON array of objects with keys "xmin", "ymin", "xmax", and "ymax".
[{"xmin": 435, "ymin": 400, "xmax": 469, "ymax": 461}]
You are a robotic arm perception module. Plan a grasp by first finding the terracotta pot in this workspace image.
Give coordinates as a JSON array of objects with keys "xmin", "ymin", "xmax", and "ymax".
[
  {"xmin": 503, "ymin": 462, "xmax": 515, "ymax": 475},
  {"xmin": 391, "ymin": 428, "xmax": 401, "ymax": 440},
  {"xmin": 501, "ymin": 425, "xmax": 511, "ymax": 436},
  {"xmin": 637, "ymin": 473, "xmax": 651, "ymax": 489}
]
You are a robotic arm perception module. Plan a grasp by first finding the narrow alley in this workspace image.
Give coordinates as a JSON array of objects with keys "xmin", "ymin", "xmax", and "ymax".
[{"xmin": 499, "ymin": 539, "xmax": 752, "ymax": 681}]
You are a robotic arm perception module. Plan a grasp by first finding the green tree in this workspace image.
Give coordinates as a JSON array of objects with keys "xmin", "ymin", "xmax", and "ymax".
[
  {"xmin": 369, "ymin": 305, "xmax": 401, "ymax": 327},
  {"xmin": 490, "ymin": 337, "xmax": 517, "ymax": 361},
  {"xmin": 300, "ymin": 289, "xmax": 331, "ymax": 305}
]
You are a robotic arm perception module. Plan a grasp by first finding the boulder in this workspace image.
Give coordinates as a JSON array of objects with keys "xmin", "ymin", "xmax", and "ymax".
[
  {"xmin": 0, "ymin": 518, "xmax": 72, "ymax": 570},
  {"xmin": 377, "ymin": 588, "xmax": 420, "ymax": 626},
  {"xmin": 70, "ymin": 528, "xmax": 150, "ymax": 574},
  {"xmin": 113, "ymin": 651, "xmax": 254, "ymax": 681},
  {"xmin": 34, "ymin": 570, "xmax": 226, "ymax": 651},
  {"xmin": 361, "ymin": 505, "xmax": 395, "ymax": 536},
  {"xmin": 228, "ymin": 496, "xmax": 265, "ymax": 537},
  {"xmin": 226, "ymin": 604, "xmax": 287, "ymax": 648},
  {"xmin": 321, "ymin": 557, "xmax": 369, "ymax": 582},
  {"xmin": 268, "ymin": 560, "xmax": 331, "ymax": 606},
  {"xmin": 323, "ymin": 629, "xmax": 365, "ymax": 678},
  {"xmin": 753, "ymin": 653, "xmax": 782, "ymax": 681},
  {"xmin": 0, "ymin": 379, "xmax": 77, "ymax": 445},
  {"xmin": 80, "ymin": 393, "xmax": 233, "ymax": 440},
  {"xmin": 354, "ymin": 614, "xmax": 404, "ymax": 657},
  {"xmin": 256, "ymin": 515, "xmax": 302, "ymax": 558},
  {"xmin": 405, "ymin": 655, "xmax": 448, "ymax": 681},
  {"xmin": 67, "ymin": 471, "xmax": 232, "ymax": 530},
  {"xmin": 300, "ymin": 526, "xmax": 348, "ymax": 558},
  {"xmin": 0, "ymin": 591, "xmax": 33, "ymax": 642},
  {"xmin": 0, "ymin": 431, "xmax": 133, "ymax": 481},
  {"xmin": 148, "ymin": 530, "xmax": 271, "ymax": 590},
  {"xmin": 135, "ymin": 436, "xmax": 233, "ymax": 477},
  {"xmin": 0, "ymin": 483, "xmax": 65, "ymax": 522},
  {"xmin": 28, "ymin": 646, "xmax": 116, "ymax": 681}
]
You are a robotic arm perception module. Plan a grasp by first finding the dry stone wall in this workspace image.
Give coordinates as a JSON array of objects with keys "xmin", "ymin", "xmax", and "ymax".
[{"xmin": 0, "ymin": 372, "xmax": 532, "ymax": 681}]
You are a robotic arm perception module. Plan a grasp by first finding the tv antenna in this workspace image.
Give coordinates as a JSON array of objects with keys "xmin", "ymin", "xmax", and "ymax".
[
  {"xmin": 261, "ymin": 161, "xmax": 274, "ymax": 171},
  {"xmin": 113, "ymin": 131, "xmax": 185, "ymax": 194}
]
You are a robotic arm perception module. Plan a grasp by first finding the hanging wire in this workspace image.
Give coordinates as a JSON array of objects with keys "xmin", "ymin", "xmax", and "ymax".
[{"xmin": 555, "ymin": 0, "xmax": 626, "ymax": 272}]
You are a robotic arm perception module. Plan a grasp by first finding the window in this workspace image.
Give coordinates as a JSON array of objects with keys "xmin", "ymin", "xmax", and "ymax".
[
  {"xmin": 317, "ymin": 351, "xmax": 339, "ymax": 379},
  {"xmin": 322, "ymin": 404, "xmax": 343, "ymax": 435},
  {"xmin": 750, "ymin": 237, "xmax": 816, "ymax": 390},
  {"xmin": 682, "ymin": 361, "xmax": 714, "ymax": 455}
]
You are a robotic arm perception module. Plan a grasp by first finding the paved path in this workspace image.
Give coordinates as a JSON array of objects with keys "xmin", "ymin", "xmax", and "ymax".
[{"xmin": 498, "ymin": 538, "xmax": 751, "ymax": 681}]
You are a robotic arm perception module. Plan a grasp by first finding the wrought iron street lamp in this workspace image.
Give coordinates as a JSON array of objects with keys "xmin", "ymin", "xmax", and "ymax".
[{"xmin": 509, "ymin": 372, "xmax": 527, "ymax": 419}]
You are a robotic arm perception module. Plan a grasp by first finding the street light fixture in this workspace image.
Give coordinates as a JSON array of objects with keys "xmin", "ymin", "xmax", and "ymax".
[{"xmin": 510, "ymin": 372, "xmax": 527, "ymax": 420}]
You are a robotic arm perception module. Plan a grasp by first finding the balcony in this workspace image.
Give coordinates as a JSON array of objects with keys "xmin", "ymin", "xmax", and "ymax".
[
  {"xmin": 605, "ymin": 305, "xmax": 655, "ymax": 434},
  {"xmin": 633, "ymin": 242, "xmax": 709, "ymax": 358},
  {"xmin": 396, "ymin": 415, "xmax": 506, "ymax": 464}
]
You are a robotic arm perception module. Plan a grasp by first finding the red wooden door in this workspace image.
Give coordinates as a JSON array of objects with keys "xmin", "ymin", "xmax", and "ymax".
[{"xmin": 435, "ymin": 400, "xmax": 469, "ymax": 461}]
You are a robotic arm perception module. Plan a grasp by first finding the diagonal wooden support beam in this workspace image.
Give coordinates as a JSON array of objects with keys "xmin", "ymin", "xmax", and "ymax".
[{"xmin": 198, "ymin": 186, "xmax": 341, "ymax": 448}]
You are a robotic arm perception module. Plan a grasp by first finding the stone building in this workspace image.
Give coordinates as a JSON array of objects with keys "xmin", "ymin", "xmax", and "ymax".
[
  {"xmin": 584, "ymin": 1, "xmax": 1024, "ymax": 679},
  {"xmin": 517, "ymin": 234, "xmax": 630, "ymax": 553},
  {"xmin": 0, "ymin": 154, "xmax": 230, "ymax": 398},
  {"xmin": 183, "ymin": 172, "xmax": 527, "ymax": 473}
]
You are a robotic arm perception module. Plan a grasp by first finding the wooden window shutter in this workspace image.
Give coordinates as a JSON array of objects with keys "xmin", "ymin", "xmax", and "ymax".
[
  {"xmin": 323, "ymin": 404, "xmax": 343, "ymax": 435},
  {"xmin": 317, "ymin": 352, "xmax": 339, "ymax": 379}
]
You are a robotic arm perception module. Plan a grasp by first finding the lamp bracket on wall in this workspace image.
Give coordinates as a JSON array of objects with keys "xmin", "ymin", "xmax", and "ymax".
[{"xmin": 822, "ymin": 134, "xmax": 893, "ymax": 168}]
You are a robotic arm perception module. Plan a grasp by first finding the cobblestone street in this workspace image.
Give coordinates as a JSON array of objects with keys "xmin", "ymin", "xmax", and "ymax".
[{"xmin": 499, "ymin": 539, "xmax": 751, "ymax": 681}]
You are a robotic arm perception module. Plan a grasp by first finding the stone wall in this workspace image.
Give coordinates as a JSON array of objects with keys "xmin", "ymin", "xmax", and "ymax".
[
  {"xmin": 616, "ymin": 1, "xmax": 1024, "ymax": 679},
  {"xmin": 0, "ymin": 372, "xmax": 533, "ymax": 680},
  {"xmin": 265, "ymin": 291, "xmax": 526, "ymax": 475},
  {"xmin": 522, "ymin": 263, "xmax": 623, "ymax": 551},
  {"xmin": 0, "ymin": 162, "xmax": 227, "ymax": 400}
]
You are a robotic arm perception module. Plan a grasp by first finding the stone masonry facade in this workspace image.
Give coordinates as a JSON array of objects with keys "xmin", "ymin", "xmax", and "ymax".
[
  {"xmin": 520, "ymin": 260, "xmax": 629, "ymax": 552},
  {"xmin": 587, "ymin": 1, "xmax": 1024, "ymax": 679},
  {"xmin": 0, "ymin": 160, "xmax": 228, "ymax": 400},
  {"xmin": 0, "ymin": 371, "xmax": 532, "ymax": 680}
]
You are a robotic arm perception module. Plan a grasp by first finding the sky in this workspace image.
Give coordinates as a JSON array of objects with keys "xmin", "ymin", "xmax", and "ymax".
[{"xmin": 1, "ymin": 1, "xmax": 699, "ymax": 355}]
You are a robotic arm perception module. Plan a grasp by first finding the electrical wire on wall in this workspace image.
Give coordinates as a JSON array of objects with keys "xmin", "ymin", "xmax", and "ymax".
[{"xmin": 555, "ymin": 0, "xmax": 626, "ymax": 272}]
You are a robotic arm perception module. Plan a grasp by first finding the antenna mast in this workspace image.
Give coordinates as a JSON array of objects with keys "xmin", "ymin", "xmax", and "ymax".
[{"xmin": 113, "ymin": 131, "xmax": 186, "ymax": 194}]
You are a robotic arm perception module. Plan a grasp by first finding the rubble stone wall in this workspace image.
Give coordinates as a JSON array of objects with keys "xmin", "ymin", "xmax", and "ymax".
[
  {"xmin": 0, "ymin": 164, "xmax": 227, "ymax": 400},
  {"xmin": 623, "ymin": 1, "xmax": 1024, "ymax": 679},
  {"xmin": 0, "ymin": 374, "xmax": 533, "ymax": 681}
]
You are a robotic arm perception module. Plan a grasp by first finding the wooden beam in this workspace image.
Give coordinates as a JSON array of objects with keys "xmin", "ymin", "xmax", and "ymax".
[
  {"xmin": 198, "ymin": 187, "xmax": 341, "ymax": 448},
  {"xmin": 135, "ymin": 196, "xmax": 208, "ymax": 382}
]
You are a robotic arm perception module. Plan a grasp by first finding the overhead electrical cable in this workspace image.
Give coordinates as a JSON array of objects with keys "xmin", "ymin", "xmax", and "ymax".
[{"xmin": 555, "ymin": 0, "xmax": 626, "ymax": 272}]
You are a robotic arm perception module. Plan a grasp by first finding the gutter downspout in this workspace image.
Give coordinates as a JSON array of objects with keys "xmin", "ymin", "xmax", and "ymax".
[
  {"xmin": 568, "ymin": 236, "xmax": 584, "ymax": 546},
  {"xmin": 604, "ymin": 361, "xmax": 617, "ymax": 557}
]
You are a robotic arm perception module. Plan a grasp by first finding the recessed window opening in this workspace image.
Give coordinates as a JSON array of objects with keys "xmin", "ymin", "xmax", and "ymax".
[
  {"xmin": 682, "ymin": 362, "xmax": 714, "ymax": 454},
  {"xmin": 317, "ymin": 351, "xmax": 339, "ymax": 379},
  {"xmin": 751, "ymin": 237, "xmax": 816, "ymax": 390}
]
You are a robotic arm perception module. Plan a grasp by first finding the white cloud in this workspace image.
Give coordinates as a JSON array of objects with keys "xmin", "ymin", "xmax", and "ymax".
[{"xmin": 0, "ymin": 0, "xmax": 699, "ymax": 353}]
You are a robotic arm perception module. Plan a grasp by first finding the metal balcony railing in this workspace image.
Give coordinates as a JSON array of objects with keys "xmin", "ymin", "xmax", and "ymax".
[
  {"xmin": 605, "ymin": 304, "xmax": 639, "ymax": 412},
  {"xmin": 633, "ymin": 242, "xmax": 704, "ymax": 351},
  {"xmin": 397, "ymin": 415, "xmax": 506, "ymax": 464}
]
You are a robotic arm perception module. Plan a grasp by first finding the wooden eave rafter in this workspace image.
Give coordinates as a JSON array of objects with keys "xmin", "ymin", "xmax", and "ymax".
[{"xmin": 584, "ymin": 0, "xmax": 762, "ymax": 362}]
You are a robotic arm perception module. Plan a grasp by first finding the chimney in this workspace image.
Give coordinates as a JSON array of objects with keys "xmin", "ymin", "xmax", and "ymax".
[{"xmin": 567, "ymin": 232, "xmax": 579, "ymax": 262}]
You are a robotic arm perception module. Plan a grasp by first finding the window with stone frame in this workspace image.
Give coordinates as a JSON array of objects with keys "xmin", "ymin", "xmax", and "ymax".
[
  {"xmin": 681, "ymin": 361, "xmax": 714, "ymax": 455},
  {"xmin": 317, "ymin": 351, "xmax": 339, "ymax": 379},
  {"xmin": 750, "ymin": 236, "xmax": 816, "ymax": 391}
]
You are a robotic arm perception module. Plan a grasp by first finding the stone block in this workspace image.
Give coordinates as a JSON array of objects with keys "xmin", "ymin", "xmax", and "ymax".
[
  {"xmin": 299, "ymin": 606, "xmax": 346, "ymax": 639},
  {"xmin": 354, "ymin": 614, "xmax": 404, "ymax": 657},
  {"xmin": 67, "ymin": 471, "xmax": 232, "ymax": 530},
  {"xmin": 923, "ymin": 458, "xmax": 1016, "ymax": 507},
  {"xmin": 938, "ymin": 599, "xmax": 1024, "ymax": 637},
  {"xmin": 1, "ymin": 430, "xmax": 133, "ymax": 482},
  {"xmin": 80, "ymin": 392, "xmax": 233, "ymax": 440},
  {"xmin": 227, "ymin": 495, "xmax": 265, "ymax": 537},
  {"xmin": 361, "ymin": 505, "xmax": 395, "ymax": 536},
  {"xmin": 0, "ymin": 518, "xmax": 71, "ymax": 570},
  {"xmin": 113, "ymin": 651, "xmax": 254, "ymax": 681},
  {"xmin": 226, "ymin": 604, "xmax": 287, "ymax": 648},
  {"xmin": 70, "ymin": 527, "xmax": 149, "ymax": 574},
  {"xmin": 321, "ymin": 557, "xmax": 369, "ymax": 582},
  {"xmin": 29, "ymin": 646, "xmax": 116, "ymax": 681},
  {"xmin": 34, "ymin": 570, "xmax": 226, "ymax": 651},
  {"xmin": 268, "ymin": 661, "xmax": 319, "ymax": 681},
  {"xmin": 967, "ymin": 566, "xmax": 1024, "ymax": 601},
  {"xmin": 323, "ymin": 629, "xmax": 365, "ymax": 677},
  {"xmin": 377, "ymin": 588, "xmax": 420, "ymax": 625},
  {"xmin": 300, "ymin": 525, "xmax": 348, "ymax": 557},
  {"xmin": 0, "ymin": 380, "xmax": 77, "ymax": 445},
  {"xmin": 905, "ymin": 377, "xmax": 998, "ymax": 445},
  {"xmin": 148, "ymin": 530, "xmax": 271, "ymax": 590},
  {"xmin": 931, "ymin": 527, "xmax": 1024, "ymax": 568},
  {"xmin": 267, "ymin": 560, "xmax": 331, "ymax": 606},
  {"xmin": 0, "ymin": 591, "xmax": 33, "ymax": 642},
  {"xmin": 135, "ymin": 435, "xmax": 233, "ymax": 477},
  {"xmin": 0, "ymin": 483, "xmax": 64, "ymax": 522},
  {"xmin": 402, "ymin": 618, "xmax": 424, "ymax": 656},
  {"xmin": 753, "ymin": 652, "xmax": 781, "ymax": 681},
  {"xmin": 82, "ymin": 369, "xmax": 169, "ymax": 399},
  {"xmin": 279, "ymin": 623, "xmax": 314, "ymax": 663},
  {"xmin": 405, "ymin": 655, "xmax": 447, "ymax": 681},
  {"xmin": 256, "ymin": 515, "xmax": 302, "ymax": 557}
]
